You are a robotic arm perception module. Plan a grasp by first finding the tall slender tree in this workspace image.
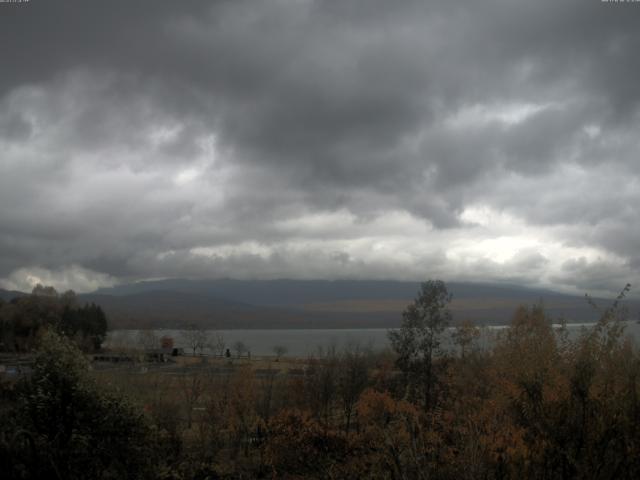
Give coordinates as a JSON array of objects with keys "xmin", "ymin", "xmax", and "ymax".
[{"xmin": 388, "ymin": 279, "xmax": 452, "ymax": 409}]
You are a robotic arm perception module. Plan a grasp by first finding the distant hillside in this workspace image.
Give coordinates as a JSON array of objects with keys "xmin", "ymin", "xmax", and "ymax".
[
  {"xmin": 0, "ymin": 288, "xmax": 27, "ymax": 301},
  {"xmin": 88, "ymin": 279, "xmax": 640, "ymax": 329},
  {"xmin": 4, "ymin": 281, "xmax": 637, "ymax": 329},
  {"xmin": 95, "ymin": 279, "xmax": 576, "ymax": 305}
]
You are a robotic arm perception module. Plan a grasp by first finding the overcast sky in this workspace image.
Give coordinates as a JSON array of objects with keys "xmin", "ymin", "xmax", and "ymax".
[{"xmin": 1, "ymin": 0, "xmax": 639, "ymax": 296}]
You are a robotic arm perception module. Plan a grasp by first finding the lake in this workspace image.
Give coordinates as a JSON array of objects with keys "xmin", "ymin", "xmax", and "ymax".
[{"xmin": 107, "ymin": 321, "xmax": 640, "ymax": 357}]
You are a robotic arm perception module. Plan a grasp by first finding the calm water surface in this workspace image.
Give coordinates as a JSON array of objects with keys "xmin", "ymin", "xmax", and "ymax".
[{"xmin": 107, "ymin": 321, "xmax": 640, "ymax": 357}]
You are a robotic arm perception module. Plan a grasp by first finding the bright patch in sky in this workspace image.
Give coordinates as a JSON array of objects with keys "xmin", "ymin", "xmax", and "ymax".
[
  {"xmin": 174, "ymin": 168, "xmax": 200, "ymax": 185},
  {"xmin": 446, "ymin": 102, "xmax": 556, "ymax": 129}
]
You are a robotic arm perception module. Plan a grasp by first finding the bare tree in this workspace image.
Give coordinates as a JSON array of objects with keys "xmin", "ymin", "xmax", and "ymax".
[
  {"xmin": 136, "ymin": 329, "xmax": 159, "ymax": 351},
  {"xmin": 212, "ymin": 332, "xmax": 226, "ymax": 357},
  {"xmin": 339, "ymin": 342, "xmax": 369, "ymax": 434},
  {"xmin": 182, "ymin": 324, "xmax": 211, "ymax": 356},
  {"xmin": 257, "ymin": 365, "xmax": 279, "ymax": 422},
  {"xmin": 306, "ymin": 346, "xmax": 339, "ymax": 430},
  {"xmin": 178, "ymin": 368, "xmax": 206, "ymax": 428},
  {"xmin": 233, "ymin": 340, "xmax": 248, "ymax": 358},
  {"xmin": 452, "ymin": 320, "xmax": 480, "ymax": 358},
  {"xmin": 106, "ymin": 330, "xmax": 133, "ymax": 354},
  {"xmin": 272, "ymin": 345, "xmax": 287, "ymax": 361}
]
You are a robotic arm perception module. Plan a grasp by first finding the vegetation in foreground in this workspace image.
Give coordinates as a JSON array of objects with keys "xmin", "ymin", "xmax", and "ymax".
[{"xmin": 1, "ymin": 281, "xmax": 640, "ymax": 479}]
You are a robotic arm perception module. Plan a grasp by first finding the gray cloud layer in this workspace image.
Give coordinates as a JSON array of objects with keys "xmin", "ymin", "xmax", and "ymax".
[{"xmin": 1, "ymin": 0, "xmax": 640, "ymax": 295}]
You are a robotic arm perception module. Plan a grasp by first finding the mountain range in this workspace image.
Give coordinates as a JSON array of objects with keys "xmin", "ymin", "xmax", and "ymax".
[{"xmin": 3, "ymin": 279, "xmax": 638, "ymax": 329}]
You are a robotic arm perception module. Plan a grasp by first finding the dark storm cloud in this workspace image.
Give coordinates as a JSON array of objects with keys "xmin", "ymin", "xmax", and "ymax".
[{"xmin": 1, "ymin": 0, "xmax": 640, "ymax": 293}]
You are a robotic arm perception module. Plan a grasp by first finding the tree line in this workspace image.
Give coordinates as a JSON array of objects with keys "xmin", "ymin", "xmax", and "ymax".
[{"xmin": 0, "ymin": 284, "xmax": 107, "ymax": 352}]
